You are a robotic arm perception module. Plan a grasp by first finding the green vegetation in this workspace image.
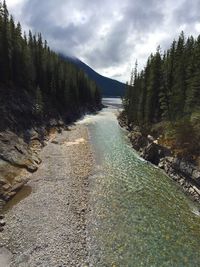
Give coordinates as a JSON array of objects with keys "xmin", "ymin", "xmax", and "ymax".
[
  {"xmin": 123, "ymin": 32, "xmax": 200, "ymax": 159},
  {"xmin": 0, "ymin": 0, "xmax": 101, "ymax": 130},
  {"xmin": 65, "ymin": 57, "xmax": 126, "ymax": 97}
]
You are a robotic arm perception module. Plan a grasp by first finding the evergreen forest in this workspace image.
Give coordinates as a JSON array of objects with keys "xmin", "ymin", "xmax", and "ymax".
[
  {"xmin": 123, "ymin": 32, "xmax": 200, "ymax": 158},
  {"xmin": 0, "ymin": 0, "xmax": 101, "ymax": 131}
]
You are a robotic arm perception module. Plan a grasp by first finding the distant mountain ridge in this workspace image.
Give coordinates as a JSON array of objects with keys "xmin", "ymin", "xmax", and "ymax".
[{"xmin": 62, "ymin": 56, "xmax": 126, "ymax": 97}]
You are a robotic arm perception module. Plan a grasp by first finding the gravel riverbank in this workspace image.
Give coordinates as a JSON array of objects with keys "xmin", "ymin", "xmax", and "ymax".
[{"xmin": 0, "ymin": 124, "xmax": 94, "ymax": 267}]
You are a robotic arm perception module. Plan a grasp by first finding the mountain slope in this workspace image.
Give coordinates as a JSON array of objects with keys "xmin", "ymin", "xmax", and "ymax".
[{"xmin": 63, "ymin": 56, "xmax": 126, "ymax": 97}]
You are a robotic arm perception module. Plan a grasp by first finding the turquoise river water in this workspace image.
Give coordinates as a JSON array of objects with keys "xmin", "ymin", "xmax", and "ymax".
[{"xmin": 79, "ymin": 98, "xmax": 200, "ymax": 267}]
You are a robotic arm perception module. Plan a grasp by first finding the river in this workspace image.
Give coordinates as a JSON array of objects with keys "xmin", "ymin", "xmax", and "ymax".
[{"xmin": 79, "ymin": 98, "xmax": 200, "ymax": 267}]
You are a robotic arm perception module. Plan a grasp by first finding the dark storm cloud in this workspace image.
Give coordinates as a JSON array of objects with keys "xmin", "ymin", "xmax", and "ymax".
[{"xmin": 6, "ymin": 0, "xmax": 200, "ymax": 81}]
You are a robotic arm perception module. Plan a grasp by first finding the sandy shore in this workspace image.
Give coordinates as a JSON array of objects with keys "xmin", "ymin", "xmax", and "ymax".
[{"xmin": 0, "ymin": 124, "xmax": 94, "ymax": 267}]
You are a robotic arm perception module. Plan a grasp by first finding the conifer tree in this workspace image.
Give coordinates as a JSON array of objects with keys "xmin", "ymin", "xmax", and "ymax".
[
  {"xmin": 0, "ymin": 0, "xmax": 102, "ymax": 120},
  {"xmin": 123, "ymin": 31, "xmax": 200, "ymax": 136}
]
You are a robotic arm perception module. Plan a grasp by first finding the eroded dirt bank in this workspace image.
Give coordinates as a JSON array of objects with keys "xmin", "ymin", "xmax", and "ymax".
[{"xmin": 0, "ymin": 124, "xmax": 93, "ymax": 267}]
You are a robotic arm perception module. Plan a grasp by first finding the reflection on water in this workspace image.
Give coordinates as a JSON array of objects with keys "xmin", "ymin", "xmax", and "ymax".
[{"xmin": 81, "ymin": 99, "xmax": 200, "ymax": 267}]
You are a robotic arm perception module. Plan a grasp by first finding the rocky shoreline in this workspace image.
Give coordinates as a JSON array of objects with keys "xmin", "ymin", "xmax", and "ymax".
[
  {"xmin": 0, "ymin": 123, "xmax": 94, "ymax": 266},
  {"xmin": 0, "ymin": 119, "xmax": 67, "ymax": 215},
  {"xmin": 118, "ymin": 112, "xmax": 200, "ymax": 203},
  {"xmin": 0, "ymin": 84, "xmax": 102, "ymax": 219}
]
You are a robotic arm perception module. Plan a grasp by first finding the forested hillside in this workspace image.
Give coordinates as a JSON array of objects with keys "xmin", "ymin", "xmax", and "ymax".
[
  {"xmin": 123, "ymin": 32, "xmax": 200, "ymax": 160},
  {"xmin": 0, "ymin": 1, "xmax": 101, "ymax": 132},
  {"xmin": 64, "ymin": 56, "xmax": 126, "ymax": 97}
]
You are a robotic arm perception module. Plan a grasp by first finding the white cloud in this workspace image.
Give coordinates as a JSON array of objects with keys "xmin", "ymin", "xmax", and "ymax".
[
  {"xmin": 195, "ymin": 23, "xmax": 200, "ymax": 32},
  {"xmin": 6, "ymin": 0, "xmax": 22, "ymax": 7},
  {"xmin": 6, "ymin": 0, "xmax": 26, "ymax": 16}
]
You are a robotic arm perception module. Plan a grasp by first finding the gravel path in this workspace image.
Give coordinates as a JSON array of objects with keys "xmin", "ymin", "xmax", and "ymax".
[{"xmin": 0, "ymin": 125, "xmax": 94, "ymax": 267}]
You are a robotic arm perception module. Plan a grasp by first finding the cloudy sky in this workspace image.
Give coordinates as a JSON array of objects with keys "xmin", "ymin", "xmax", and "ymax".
[{"xmin": 6, "ymin": 0, "xmax": 200, "ymax": 82}]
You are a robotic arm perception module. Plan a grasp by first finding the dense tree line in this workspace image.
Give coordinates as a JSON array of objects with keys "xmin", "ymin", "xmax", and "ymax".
[
  {"xmin": 123, "ymin": 32, "xmax": 200, "ymax": 156},
  {"xmin": 0, "ymin": 0, "xmax": 101, "ymax": 118}
]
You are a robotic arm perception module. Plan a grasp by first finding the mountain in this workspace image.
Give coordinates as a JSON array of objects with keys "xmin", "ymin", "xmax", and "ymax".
[{"xmin": 63, "ymin": 56, "xmax": 126, "ymax": 97}]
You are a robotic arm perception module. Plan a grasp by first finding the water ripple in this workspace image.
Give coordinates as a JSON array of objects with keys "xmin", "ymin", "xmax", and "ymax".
[{"xmin": 85, "ymin": 103, "xmax": 200, "ymax": 267}]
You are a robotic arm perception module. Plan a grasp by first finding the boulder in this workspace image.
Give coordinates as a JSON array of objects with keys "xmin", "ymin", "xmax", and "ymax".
[
  {"xmin": 141, "ymin": 143, "xmax": 172, "ymax": 165},
  {"xmin": 26, "ymin": 162, "xmax": 38, "ymax": 173},
  {"xmin": 147, "ymin": 135, "xmax": 154, "ymax": 143},
  {"xmin": 0, "ymin": 177, "xmax": 8, "ymax": 186},
  {"xmin": 129, "ymin": 131, "xmax": 148, "ymax": 150},
  {"xmin": 192, "ymin": 170, "xmax": 200, "ymax": 183}
]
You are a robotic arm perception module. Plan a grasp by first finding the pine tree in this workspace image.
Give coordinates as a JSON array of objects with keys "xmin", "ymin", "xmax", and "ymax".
[
  {"xmin": 0, "ymin": 0, "xmax": 101, "ymax": 119},
  {"xmin": 0, "ymin": 0, "xmax": 10, "ymax": 81},
  {"xmin": 123, "ymin": 31, "xmax": 200, "ymax": 127}
]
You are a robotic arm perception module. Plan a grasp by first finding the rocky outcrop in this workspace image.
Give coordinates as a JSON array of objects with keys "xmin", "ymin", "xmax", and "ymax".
[
  {"xmin": 141, "ymin": 142, "xmax": 172, "ymax": 165},
  {"xmin": 127, "ymin": 128, "xmax": 171, "ymax": 165},
  {"xmin": 158, "ymin": 157, "xmax": 200, "ymax": 201},
  {"xmin": 170, "ymin": 158, "xmax": 200, "ymax": 185},
  {"xmin": 118, "ymin": 113, "xmax": 200, "ymax": 203},
  {"xmin": 0, "ymin": 131, "xmax": 41, "ymax": 172},
  {"xmin": 0, "ymin": 130, "xmax": 44, "ymax": 210},
  {"xmin": 0, "ymin": 118, "xmax": 74, "ymax": 212},
  {"xmin": 127, "ymin": 130, "xmax": 148, "ymax": 151},
  {"xmin": 0, "ymin": 98, "xmax": 101, "ymax": 212}
]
